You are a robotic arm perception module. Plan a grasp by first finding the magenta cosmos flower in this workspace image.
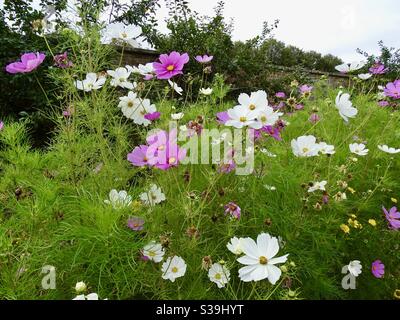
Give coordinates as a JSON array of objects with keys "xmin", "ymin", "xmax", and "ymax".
[
  {"xmin": 371, "ymin": 260, "xmax": 385, "ymax": 278},
  {"xmin": 0, "ymin": 121, "xmax": 3, "ymax": 131},
  {"xmin": 309, "ymin": 113, "xmax": 320, "ymax": 124},
  {"xmin": 275, "ymin": 92, "xmax": 286, "ymax": 98},
  {"xmin": 54, "ymin": 52, "xmax": 73, "ymax": 69},
  {"xmin": 383, "ymin": 80, "xmax": 400, "ymax": 99},
  {"xmin": 383, "ymin": 206, "xmax": 400, "ymax": 230},
  {"xmin": 144, "ymin": 112, "xmax": 161, "ymax": 121},
  {"xmin": 369, "ymin": 62, "xmax": 387, "ymax": 75},
  {"xmin": 127, "ymin": 216, "xmax": 145, "ymax": 231},
  {"xmin": 378, "ymin": 100, "xmax": 389, "ymax": 107},
  {"xmin": 216, "ymin": 111, "xmax": 231, "ymax": 124},
  {"xmin": 153, "ymin": 51, "xmax": 189, "ymax": 80},
  {"xmin": 195, "ymin": 55, "xmax": 213, "ymax": 64},
  {"xmin": 6, "ymin": 52, "xmax": 46, "ymax": 74},
  {"xmin": 224, "ymin": 202, "xmax": 241, "ymax": 219}
]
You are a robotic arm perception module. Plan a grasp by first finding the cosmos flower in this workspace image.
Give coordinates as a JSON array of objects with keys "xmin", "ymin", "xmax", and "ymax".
[
  {"xmin": 346, "ymin": 260, "xmax": 362, "ymax": 277},
  {"xmin": 216, "ymin": 111, "xmax": 231, "ymax": 124},
  {"xmin": 168, "ymin": 80, "xmax": 183, "ymax": 95},
  {"xmin": 227, "ymin": 237, "xmax": 244, "ymax": 255},
  {"xmin": 382, "ymin": 206, "xmax": 400, "ymax": 230},
  {"xmin": 144, "ymin": 112, "xmax": 161, "ymax": 121},
  {"xmin": 127, "ymin": 216, "xmax": 145, "ymax": 231},
  {"xmin": 349, "ymin": 143, "xmax": 369, "ymax": 156},
  {"xmin": 308, "ymin": 181, "xmax": 327, "ymax": 193},
  {"xmin": 224, "ymin": 202, "xmax": 241, "ymax": 220},
  {"xmin": 299, "ymin": 85, "xmax": 313, "ymax": 94},
  {"xmin": 237, "ymin": 233, "xmax": 289, "ymax": 284},
  {"xmin": 142, "ymin": 241, "xmax": 165, "ymax": 263},
  {"xmin": 104, "ymin": 189, "xmax": 132, "ymax": 209},
  {"xmin": 195, "ymin": 55, "xmax": 213, "ymax": 64},
  {"xmin": 200, "ymin": 88, "xmax": 213, "ymax": 95},
  {"xmin": 318, "ymin": 142, "xmax": 335, "ymax": 155},
  {"xmin": 208, "ymin": 263, "xmax": 230, "ymax": 288},
  {"xmin": 161, "ymin": 256, "xmax": 187, "ymax": 282},
  {"xmin": 291, "ymin": 135, "xmax": 320, "ymax": 157},
  {"xmin": 107, "ymin": 67, "xmax": 135, "ymax": 89},
  {"xmin": 371, "ymin": 260, "xmax": 385, "ymax": 278},
  {"xmin": 104, "ymin": 22, "xmax": 142, "ymax": 48},
  {"xmin": 75, "ymin": 72, "xmax": 106, "ymax": 92},
  {"xmin": 369, "ymin": 62, "xmax": 387, "ymax": 75},
  {"xmin": 275, "ymin": 92, "xmax": 286, "ymax": 98},
  {"xmin": 0, "ymin": 121, "xmax": 4, "ymax": 131},
  {"xmin": 6, "ymin": 52, "xmax": 46, "ymax": 74},
  {"xmin": 54, "ymin": 52, "xmax": 73, "ymax": 68},
  {"xmin": 73, "ymin": 293, "xmax": 100, "ymax": 300},
  {"xmin": 335, "ymin": 91, "xmax": 358, "ymax": 122},
  {"xmin": 383, "ymin": 80, "xmax": 400, "ymax": 99},
  {"xmin": 335, "ymin": 61, "xmax": 366, "ymax": 73},
  {"xmin": 358, "ymin": 73, "xmax": 372, "ymax": 80},
  {"xmin": 378, "ymin": 145, "xmax": 400, "ymax": 154},
  {"xmin": 309, "ymin": 113, "xmax": 320, "ymax": 124},
  {"xmin": 378, "ymin": 100, "xmax": 389, "ymax": 107},
  {"xmin": 153, "ymin": 51, "xmax": 189, "ymax": 79}
]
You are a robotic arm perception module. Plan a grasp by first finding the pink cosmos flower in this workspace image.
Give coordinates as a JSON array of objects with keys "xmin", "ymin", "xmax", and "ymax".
[
  {"xmin": 261, "ymin": 125, "xmax": 282, "ymax": 141},
  {"xmin": 299, "ymin": 85, "xmax": 313, "ymax": 94},
  {"xmin": 216, "ymin": 111, "xmax": 231, "ymax": 124},
  {"xmin": 127, "ymin": 217, "xmax": 145, "ymax": 231},
  {"xmin": 309, "ymin": 113, "xmax": 320, "ymax": 124},
  {"xmin": 6, "ymin": 52, "xmax": 46, "ymax": 74},
  {"xmin": 153, "ymin": 51, "xmax": 189, "ymax": 79},
  {"xmin": 369, "ymin": 62, "xmax": 387, "ymax": 75},
  {"xmin": 275, "ymin": 92, "xmax": 286, "ymax": 98},
  {"xmin": 144, "ymin": 112, "xmax": 161, "ymax": 121},
  {"xmin": 224, "ymin": 202, "xmax": 241, "ymax": 220},
  {"xmin": 144, "ymin": 74, "xmax": 154, "ymax": 81},
  {"xmin": 127, "ymin": 145, "xmax": 152, "ymax": 167},
  {"xmin": 378, "ymin": 100, "xmax": 389, "ymax": 107},
  {"xmin": 383, "ymin": 206, "xmax": 400, "ymax": 230},
  {"xmin": 295, "ymin": 104, "xmax": 304, "ymax": 110},
  {"xmin": 383, "ymin": 80, "xmax": 400, "ymax": 99},
  {"xmin": 218, "ymin": 159, "xmax": 236, "ymax": 174},
  {"xmin": 54, "ymin": 52, "xmax": 73, "ymax": 68},
  {"xmin": 0, "ymin": 121, "xmax": 3, "ymax": 131},
  {"xmin": 195, "ymin": 55, "xmax": 213, "ymax": 64},
  {"xmin": 371, "ymin": 260, "xmax": 385, "ymax": 278}
]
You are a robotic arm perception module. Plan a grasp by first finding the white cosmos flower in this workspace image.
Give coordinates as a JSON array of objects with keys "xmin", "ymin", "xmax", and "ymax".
[
  {"xmin": 75, "ymin": 72, "xmax": 106, "ymax": 92},
  {"xmin": 107, "ymin": 67, "xmax": 135, "ymax": 89},
  {"xmin": 318, "ymin": 142, "xmax": 336, "ymax": 155},
  {"xmin": 200, "ymin": 88, "xmax": 213, "ymax": 95},
  {"xmin": 264, "ymin": 185, "xmax": 277, "ymax": 191},
  {"xmin": 346, "ymin": 260, "xmax": 362, "ymax": 277},
  {"xmin": 131, "ymin": 98, "xmax": 157, "ymax": 126},
  {"xmin": 260, "ymin": 148, "xmax": 277, "ymax": 158},
  {"xmin": 104, "ymin": 189, "xmax": 132, "ymax": 209},
  {"xmin": 378, "ymin": 145, "xmax": 400, "ymax": 154},
  {"xmin": 130, "ymin": 62, "xmax": 154, "ymax": 75},
  {"xmin": 225, "ymin": 104, "xmax": 258, "ymax": 129},
  {"xmin": 252, "ymin": 106, "xmax": 283, "ymax": 130},
  {"xmin": 237, "ymin": 90, "xmax": 269, "ymax": 113},
  {"xmin": 335, "ymin": 61, "xmax": 366, "ymax": 73},
  {"xmin": 161, "ymin": 256, "xmax": 187, "ymax": 282},
  {"xmin": 227, "ymin": 237, "xmax": 244, "ymax": 255},
  {"xmin": 140, "ymin": 184, "xmax": 166, "ymax": 206},
  {"xmin": 335, "ymin": 91, "xmax": 358, "ymax": 123},
  {"xmin": 142, "ymin": 241, "xmax": 165, "ymax": 263},
  {"xmin": 168, "ymin": 80, "xmax": 183, "ymax": 95},
  {"xmin": 118, "ymin": 91, "xmax": 141, "ymax": 119},
  {"xmin": 308, "ymin": 181, "xmax": 327, "ymax": 193},
  {"xmin": 104, "ymin": 22, "xmax": 142, "ymax": 48},
  {"xmin": 171, "ymin": 112, "xmax": 184, "ymax": 120},
  {"xmin": 237, "ymin": 233, "xmax": 289, "ymax": 284},
  {"xmin": 358, "ymin": 73, "xmax": 372, "ymax": 80},
  {"xmin": 291, "ymin": 135, "xmax": 320, "ymax": 157},
  {"xmin": 73, "ymin": 293, "xmax": 99, "ymax": 300},
  {"xmin": 349, "ymin": 143, "xmax": 369, "ymax": 156},
  {"xmin": 208, "ymin": 263, "xmax": 230, "ymax": 288}
]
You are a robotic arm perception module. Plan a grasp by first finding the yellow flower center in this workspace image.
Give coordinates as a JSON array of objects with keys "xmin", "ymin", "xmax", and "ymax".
[
  {"xmin": 215, "ymin": 273, "xmax": 222, "ymax": 280},
  {"xmin": 259, "ymin": 256, "xmax": 268, "ymax": 265},
  {"xmin": 158, "ymin": 145, "xmax": 165, "ymax": 151},
  {"xmin": 172, "ymin": 267, "xmax": 178, "ymax": 273},
  {"xmin": 167, "ymin": 65, "xmax": 175, "ymax": 71},
  {"xmin": 260, "ymin": 116, "xmax": 267, "ymax": 122},
  {"xmin": 239, "ymin": 117, "xmax": 247, "ymax": 122},
  {"xmin": 119, "ymin": 78, "xmax": 125, "ymax": 82},
  {"xmin": 249, "ymin": 104, "xmax": 256, "ymax": 110},
  {"xmin": 148, "ymin": 251, "xmax": 156, "ymax": 257},
  {"xmin": 302, "ymin": 147, "xmax": 309, "ymax": 153},
  {"xmin": 169, "ymin": 157, "xmax": 176, "ymax": 164},
  {"xmin": 127, "ymin": 101, "xmax": 134, "ymax": 107}
]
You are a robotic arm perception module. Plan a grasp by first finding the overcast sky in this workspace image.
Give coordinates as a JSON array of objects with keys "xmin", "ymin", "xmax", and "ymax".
[
  {"xmin": 154, "ymin": 0, "xmax": 400, "ymax": 62},
  {"xmin": 2, "ymin": 0, "xmax": 399, "ymax": 62}
]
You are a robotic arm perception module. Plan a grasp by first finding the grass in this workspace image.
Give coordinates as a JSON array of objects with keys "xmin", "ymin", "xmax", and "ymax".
[{"xmin": 0, "ymin": 29, "xmax": 399, "ymax": 300}]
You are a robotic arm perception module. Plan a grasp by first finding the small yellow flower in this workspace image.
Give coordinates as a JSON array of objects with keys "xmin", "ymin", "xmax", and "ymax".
[
  {"xmin": 391, "ymin": 198, "xmax": 398, "ymax": 204},
  {"xmin": 340, "ymin": 224, "xmax": 350, "ymax": 234},
  {"xmin": 350, "ymin": 214, "xmax": 357, "ymax": 219},
  {"xmin": 347, "ymin": 187, "xmax": 356, "ymax": 194},
  {"xmin": 368, "ymin": 219, "xmax": 377, "ymax": 227},
  {"xmin": 394, "ymin": 289, "xmax": 400, "ymax": 300}
]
